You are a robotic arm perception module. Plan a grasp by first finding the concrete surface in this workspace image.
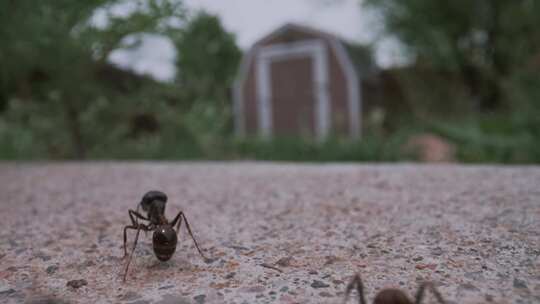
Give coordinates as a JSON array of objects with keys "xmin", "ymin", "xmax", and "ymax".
[{"xmin": 0, "ymin": 162, "xmax": 539, "ymax": 304}]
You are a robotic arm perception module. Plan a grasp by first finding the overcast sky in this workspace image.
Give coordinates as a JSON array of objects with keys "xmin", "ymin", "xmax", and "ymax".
[
  {"xmin": 183, "ymin": 0, "xmax": 374, "ymax": 48},
  {"xmin": 108, "ymin": 0, "xmax": 402, "ymax": 82}
]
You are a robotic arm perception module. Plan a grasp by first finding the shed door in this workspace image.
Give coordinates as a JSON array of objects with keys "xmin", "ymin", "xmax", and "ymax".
[
  {"xmin": 256, "ymin": 40, "xmax": 330, "ymax": 141},
  {"xmin": 271, "ymin": 57, "xmax": 314, "ymax": 137}
]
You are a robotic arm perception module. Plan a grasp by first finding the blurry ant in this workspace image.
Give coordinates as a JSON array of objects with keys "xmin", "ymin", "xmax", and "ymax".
[
  {"xmin": 122, "ymin": 190, "xmax": 208, "ymax": 281},
  {"xmin": 343, "ymin": 274, "xmax": 446, "ymax": 304}
]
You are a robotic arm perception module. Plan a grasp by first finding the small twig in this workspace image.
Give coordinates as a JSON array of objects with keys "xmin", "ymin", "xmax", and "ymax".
[{"xmin": 260, "ymin": 263, "xmax": 283, "ymax": 273}]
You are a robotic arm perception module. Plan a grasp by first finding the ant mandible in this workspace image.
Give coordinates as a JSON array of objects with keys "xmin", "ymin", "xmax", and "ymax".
[
  {"xmin": 122, "ymin": 190, "xmax": 208, "ymax": 281},
  {"xmin": 343, "ymin": 273, "xmax": 447, "ymax": 304}
]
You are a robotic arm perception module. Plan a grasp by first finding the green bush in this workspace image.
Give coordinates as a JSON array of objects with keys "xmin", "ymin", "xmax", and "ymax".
[{"xmin": 428, "ymin": 114, "xmax": 539, "ymax": 163}]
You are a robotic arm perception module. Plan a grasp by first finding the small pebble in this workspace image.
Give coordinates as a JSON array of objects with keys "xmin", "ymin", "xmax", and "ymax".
[
  {"xmin": 324, "ymin": 255, "xmax": 340, "ymax": 265},
  {"xmin": 35, "ymin": 251, "xmax": 51, "ymax": 261},
  {"xmin": 0, "ymin": 288, "xmax": 16, "ymax": 296},
  {"xmin": 6, "ymin": 266, "xmax": 17, "ymax": 272},
  {"xmin": 311, "ymin": 280, "xmax": 330, "ymax": 289},
  {"xmin": 245, "ymin": 286, "xmax": 265, "ymax": 293},
  {"xmin": 319, "ymin": 291, "xmax": 333, "ymax": 297},
  {"xmin": 229, "ymin": 245, "xmax": 250, "ymax": 251},
  {"xmin": 25, "ymin": 296, "xmax": 68, "ymax": 304},
  {"xmin": 193, "ymin": 294, "xmax": 206, "ymax": 304},
  {"xmin": 276, "ymin": 257, "xmax": 292, "ymax": 267},
  {"xmin": 513, "ymin": 278, "xmax": 528, "ymax": 289},
  {"xmin": 84, "ymin": 260, "xmax": 95, "ymax": 267},
  {"xmin": 66, "ymin": 279, "xmax": 87, "ymax": 289},
  {"xmin": 460, "ymin": 283, "xmax": 479, "ymax": 292},
  {"xmin": 158, "ymin": 285, "xmax": 174, "ymax": 290},
  {"xmin": 465, "ymin": 271, "xmax": 483, "ymax": 280},
  {"xmin": 155, "ymin": 294, "xmax": 190, "ymax": 304},
  {"xmin": 46, "ymin": 265, "xmax": 58, "ymax": 275},
  {"xmin": 416, "ymin": 263, "xmax": 437, "ymax": 270},
  {"xmin": 431, "ymin": 247, "xmax": 444, "ymax": 256},
  {"xmin": 120, "ymin": 291, "xmax": 141, "ymax": 301}
]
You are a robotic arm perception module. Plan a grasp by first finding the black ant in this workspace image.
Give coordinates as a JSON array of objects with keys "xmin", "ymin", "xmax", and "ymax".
[
  {"xmin": 343, "ymin": 274, "xmax": 447, "ymax": 304},
  {"xmin": 122, "ymin": 190, "xmax": 208, "ymax": 281}
]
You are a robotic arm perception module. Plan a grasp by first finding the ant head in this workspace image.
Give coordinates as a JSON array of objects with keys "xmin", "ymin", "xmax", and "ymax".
[{"xmin": 140, "ymin": 190, "xmax": 168, "ymax": 211}]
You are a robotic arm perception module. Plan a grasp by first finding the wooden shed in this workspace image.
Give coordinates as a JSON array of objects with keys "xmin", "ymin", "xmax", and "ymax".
[{"xmin": 233, "ymin": 23, "xmax": 371, "ymax": 140}]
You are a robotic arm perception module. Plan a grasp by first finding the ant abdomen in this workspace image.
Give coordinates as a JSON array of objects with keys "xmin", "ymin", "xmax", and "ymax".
[
  {"xmin": 373, "ymin": 289, "xmax": 412, "ymax": 304},
  {"xmin": 152, "ymin": 226, "xmax": 178, "ymax": 261}
]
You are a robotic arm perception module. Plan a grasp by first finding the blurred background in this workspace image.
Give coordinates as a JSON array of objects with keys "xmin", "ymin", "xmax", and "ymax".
[{"xmin": 1, "ymin": 0, "xmax": 539, "ymax": 163}]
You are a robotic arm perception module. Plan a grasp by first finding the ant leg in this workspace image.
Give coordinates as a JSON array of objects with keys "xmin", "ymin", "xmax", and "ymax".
[
  {"xmin": 123, "ymin": 210, "xmax": 150, "ymax": 258},
  {"xmin": 414, "ymin": 282, "xmax": 446, "ymax": 304},
  {"xmin": 171, "ymin": 211, "xmax": 207, "ymax": 260},
  {"xmin": 170, "ymin": 210, "xmax": 183, "ymax": 232},
  {"xmin": 129, "ymin": 209, "xmax": 148, "ymax": 226},
  {"xmin": 135, "ymin": 204, "xmax": 141, "ymax": 225},
  {"xmin": 343, "ymin": 274, "xmax": 367, "ymax": 304},
  {"xmin": 123, "ymin": 225, "xmax": 141, "ymax": 282},
  {"xmin": 123, "ymin": 225, "xmax": 137, "ymax": 258},
  {"xmin": 122, "ymin": 223, "xmax": 150, "ymax": 282}
]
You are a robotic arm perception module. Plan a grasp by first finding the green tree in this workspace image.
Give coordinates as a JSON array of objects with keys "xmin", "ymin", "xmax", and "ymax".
[
  {"xmin": 363, "ymin": 0, "xmax": 540, "ymax": 111},
  {"xmin": 0, "ymin": 0, "xmax": 185, "ymax": 158},
  {"xmin": 172, "ymin": 12, "xmax": 241, "ymax": 155},
  {"xmin": 174, "ymin": 12, "xmax": 240, "ymax": 105}
]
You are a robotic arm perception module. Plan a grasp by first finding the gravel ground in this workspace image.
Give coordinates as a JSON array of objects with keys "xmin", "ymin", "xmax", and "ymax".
[{"xmin": 0, "ymin": 162, "xmax": 539, "ymax": 304}]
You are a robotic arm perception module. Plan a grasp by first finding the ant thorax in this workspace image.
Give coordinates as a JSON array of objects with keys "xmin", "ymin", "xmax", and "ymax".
[{"xmin": 144, "ymin": 200, "xmax": 167, "ymax": 225}]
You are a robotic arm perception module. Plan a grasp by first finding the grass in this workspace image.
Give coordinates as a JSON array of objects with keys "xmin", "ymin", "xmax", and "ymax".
[{"xmin": 1, "ymin": 115, "xmax": 539, "ymax": 163}]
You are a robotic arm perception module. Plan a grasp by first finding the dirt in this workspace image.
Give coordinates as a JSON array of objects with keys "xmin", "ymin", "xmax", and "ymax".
[{"xmin": 0, "ymin": 162, "xmax": 539, "ymax": 303}]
